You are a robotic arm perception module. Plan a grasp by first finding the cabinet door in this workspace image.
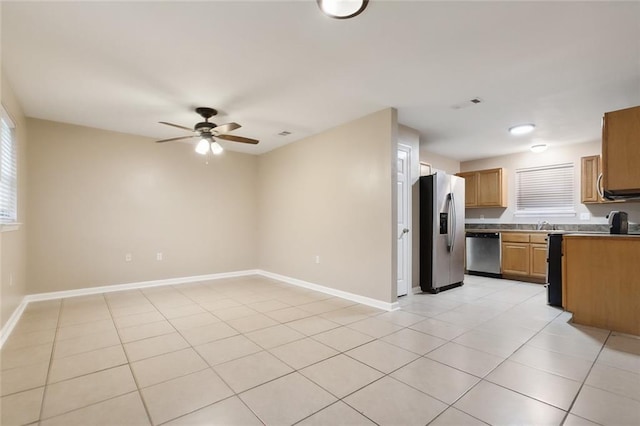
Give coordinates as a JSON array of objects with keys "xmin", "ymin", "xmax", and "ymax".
[
  {"xmin": 581, "ymin": 155, "xmax": 602, "ymax": 203},
  {"xmin": 602, "ymin": 106, "xmax": 640, "ymax": 194},
  {"xmin": 477, "ymin": 169, "xmax": 505, "ymax": 207},
  {"xmin": 530, "ymin": 243, "xmax": 548, "ymax": 279},
  {"xmin": 502, "ymin": 242, "xmax": 530, "ymax": 276},
  {"xmin": 457, "ymin": 172, "xmax": 477, "ymax": 207}
]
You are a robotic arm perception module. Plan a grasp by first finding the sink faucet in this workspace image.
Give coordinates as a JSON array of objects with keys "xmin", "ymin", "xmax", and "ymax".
[{"xmin": 537, "ymin": 220, "xmax": 550, "ymax": 230}]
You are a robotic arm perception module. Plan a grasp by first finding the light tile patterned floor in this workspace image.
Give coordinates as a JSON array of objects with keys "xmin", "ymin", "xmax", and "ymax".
[{"xmin": 1, "ymin": 274, "xmax": 639, "ymax": 425}]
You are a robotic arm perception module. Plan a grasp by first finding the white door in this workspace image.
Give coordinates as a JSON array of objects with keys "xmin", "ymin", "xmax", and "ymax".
[{"xmin": 397, "ymin": 146, "xmax": 411, "ymax": 297}]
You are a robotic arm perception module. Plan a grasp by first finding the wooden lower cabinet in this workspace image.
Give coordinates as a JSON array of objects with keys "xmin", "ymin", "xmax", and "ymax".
[
  {"xmin": 501, "ymin": 232, "xmax": 547, "ymax": 283},
  {"xmin": 501, "ymin": 242, "xmax": 530, "ymax": 276},
  {"xmin": 529, "ymin": 244, "xmax": 548, "ymax": 279},
  {"xmin": 563, "ymin": 235, "xmax": 640, "ymax": 335}
]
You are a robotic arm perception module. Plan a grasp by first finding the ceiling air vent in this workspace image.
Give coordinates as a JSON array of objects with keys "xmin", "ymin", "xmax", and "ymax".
[{"xmin": 451, "ymin": 98, "xmax": 483, "ymax": 110}]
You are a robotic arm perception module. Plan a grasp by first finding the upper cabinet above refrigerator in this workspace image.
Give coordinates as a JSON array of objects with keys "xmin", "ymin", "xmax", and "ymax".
[{"xmin": 602, "ymin": 105, "xmax": 640, "ymax": 200}]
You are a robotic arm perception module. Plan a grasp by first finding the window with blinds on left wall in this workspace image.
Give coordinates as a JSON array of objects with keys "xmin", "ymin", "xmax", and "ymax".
[{"xmin": 0, "ymin": 105, "xmax": 17, "ymax": 225}]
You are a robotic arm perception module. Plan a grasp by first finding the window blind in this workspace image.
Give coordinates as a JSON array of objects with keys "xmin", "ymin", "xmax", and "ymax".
[
  {"xmin": 0, "ymin": 108, "xmax": 17, "ymax": 224},
  {"xmin": 515, "ymin": 163, "xmax": 575, "ymax": 216}
]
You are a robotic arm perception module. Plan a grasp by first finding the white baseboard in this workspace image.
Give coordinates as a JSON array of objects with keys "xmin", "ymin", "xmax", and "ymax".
[
  {"xmin": 0, "ymin": 297, "xmax": 28, "ymax": 348},
  {"xmin": 1, "ymin": 268, "xmax": 398, "ymax": 348},
  {"xmin": 257, "ymin": 270, "xmax": 399, "ymax": 312},
  {"xmin": 0, "ymin": 270, "xmax": 257, "ymax": 349},
  {"xmin": 24, "ymin": 270, "xmax": 260, "ymax": 303}
]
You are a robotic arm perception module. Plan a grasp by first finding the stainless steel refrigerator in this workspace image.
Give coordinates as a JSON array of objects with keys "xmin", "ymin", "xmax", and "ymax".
[{"xmin": 419, "ymin": 172, "xmax": 465, "ymax": 293}]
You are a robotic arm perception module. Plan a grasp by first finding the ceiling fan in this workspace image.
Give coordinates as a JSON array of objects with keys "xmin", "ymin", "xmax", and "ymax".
[{"xmin": 156, "ymin": 107, "xmax": 258, "ymax": 156}]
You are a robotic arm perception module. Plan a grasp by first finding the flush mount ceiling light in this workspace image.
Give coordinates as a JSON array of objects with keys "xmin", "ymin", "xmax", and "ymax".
[
  {"xmin": 530, "ymin": 144, "xmax": 548, "ymax": 153},
  {"xmin": 508, "ymin": 123, "xmax": 536, "ymax": 135},
  {"xmin": 317, "ymin": 0, "xmax": 369, "ymax": 19}
]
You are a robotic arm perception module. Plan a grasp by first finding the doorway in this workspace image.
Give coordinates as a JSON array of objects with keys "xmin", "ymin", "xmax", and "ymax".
[{"xmin": 397, "ymin": 145, "xmax": 412, "ymax": 297}]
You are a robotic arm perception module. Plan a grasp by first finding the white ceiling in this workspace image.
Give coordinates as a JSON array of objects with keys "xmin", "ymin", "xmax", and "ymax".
[{"xmin": 2, "ymin": 1, "xmax": 639, "ymax": 161}]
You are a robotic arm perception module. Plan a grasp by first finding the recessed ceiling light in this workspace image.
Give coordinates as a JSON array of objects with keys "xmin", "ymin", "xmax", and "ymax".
[
  {"xmin": 509, "ymin": 123, "xmax": 536, "ymax": 135},
  {"xmin": 530, "ymin": 144, "xmax": 548, "ymax": 153},
  {"xmin": 278, "ymin": 131, "xmax": 291, "ymax": 136},
  {"xmin": 317, "ymin": 0, "xmax": 368, "ymax": 19}
]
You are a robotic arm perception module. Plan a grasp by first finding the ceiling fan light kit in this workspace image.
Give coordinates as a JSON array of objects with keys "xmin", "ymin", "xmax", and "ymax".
[
  {"xmin": 195, "ymin": 139, "xmax": 211, "ymax": 155},
  {"xmin": 156, "ymin": 107, "xmax": 258, "ymax": 158},
  {"xmin": 210, "ymin": 141, "xmax": 224, "ymax": 155},
  {"xmin": 317, "ymin": 0, "xmax": 368, "ymax": 19}
]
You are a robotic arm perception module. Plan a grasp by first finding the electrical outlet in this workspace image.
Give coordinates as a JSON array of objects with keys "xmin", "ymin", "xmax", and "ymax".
[
  {"xmin": 315, "ymin": 255, "xmax": 320, "ymax": 264},
  {"xmin": 125, "ymin": 253, "xmax": 132, "ymax": 262},
  {"xmin": 157, "ymin": 252, "xmax": 163, "ymax": 261},
  {"xmin": 580, "ymin": 212, "xmax": 591, "ymax": 220}
]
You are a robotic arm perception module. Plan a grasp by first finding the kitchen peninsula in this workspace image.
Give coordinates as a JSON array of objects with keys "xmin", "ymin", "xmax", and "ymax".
[{"xmin": 563, "ymin": 234, "xmax": 640, "ymax": 336}]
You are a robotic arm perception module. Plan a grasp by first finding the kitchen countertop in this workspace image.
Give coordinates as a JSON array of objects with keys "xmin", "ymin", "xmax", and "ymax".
[
  {"xmin": 562, "ymin": 233, "xmax": 640, "ymax": 238},
  {"xmin": 466, "ymin": 228, "xmax": 640, "ymax": 237},
  {"xmin": 465, "ymin": 228, "xmax": 565, "ymax": 234}
]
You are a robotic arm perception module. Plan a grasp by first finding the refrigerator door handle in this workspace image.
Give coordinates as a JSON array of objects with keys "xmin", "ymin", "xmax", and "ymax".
[
  {"xmin": 450, "ymin": 192, "xmax": 456, "ymax": 252},
  {"xmin": 446, "ymin": 193, "xmax": 453, "ymax": 251}
]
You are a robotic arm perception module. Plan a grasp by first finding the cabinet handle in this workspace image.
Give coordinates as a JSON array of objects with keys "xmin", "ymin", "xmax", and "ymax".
[{"xmin": 596, "ymin": 173, "xmax": 604, "ymax": 198}]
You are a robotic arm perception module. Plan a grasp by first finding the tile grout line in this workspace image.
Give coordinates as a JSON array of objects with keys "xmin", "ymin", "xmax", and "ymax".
[
  {"xmin": 35, "ymin": 298, "xmax": 64, "ymax": 423},
  {"xmin": 393, "ymin": 285, "xmax": 571, "ymax": 423},
  {"xmin": 557, "ymin": 330, "xmax": 613, "ymax": 426},
  {"xmin": 105, "ymin": 289, "xmax": 156, "ymax": 426}
]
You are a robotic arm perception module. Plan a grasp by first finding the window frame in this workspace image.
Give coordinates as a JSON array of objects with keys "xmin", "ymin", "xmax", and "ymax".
[{"xmin": 0, "ymin": 104, "xmax": 19, "ymax": 230}]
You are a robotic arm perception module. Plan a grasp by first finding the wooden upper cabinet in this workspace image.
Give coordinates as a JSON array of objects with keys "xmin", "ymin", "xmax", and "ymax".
[
  {"xmin": 477, "ymin": 168, "xmax": 505, "ymax": 207},
  {"xmin": 457, "ymin": 172, "xmax": 477, "ymax": 207},
  {"xmin": 581, "ymin": 155, "xmax": 628, "ymax": 204},
  {"xmin": 581, "ymin": 155, "xmax": 603, "ymax": 203},
  {"xmin": 602, "ymin": 105, "xmax": 640, "ymax": 197},
  {"xmin": 456, "ymin": 168, "xmax": 506, "ymax": 208}
]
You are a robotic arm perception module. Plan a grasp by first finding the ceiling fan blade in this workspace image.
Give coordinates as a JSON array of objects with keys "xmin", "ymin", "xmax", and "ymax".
[
  {"xmin": 212, "ymin": 122, "xmax": 241, "ymax": 134},
  {"xmin": 159, "ymin": 121, "xmax": 194, "ymax": 132},
  {"xmin": 156, "ymin": 135, "xmax": 198, "ymax": 143},
  {"xmin": 216, "ymin": 134, "xmax": 259, "ymax": 145}
]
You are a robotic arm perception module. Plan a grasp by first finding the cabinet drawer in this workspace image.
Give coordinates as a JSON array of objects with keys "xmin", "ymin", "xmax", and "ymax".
[
  {"xmin": 530, "ymin": 234, "xmax": 548, "ymax": 244},
  {"xmin": 501, "ymin": 233, "xmax": 530, "ymax": 243}
]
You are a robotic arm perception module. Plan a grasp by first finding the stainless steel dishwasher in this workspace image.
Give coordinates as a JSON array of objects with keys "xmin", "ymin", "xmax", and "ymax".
[{"xmin": 465, "ymin": 232, "xmax": 502, "ymax": 278}]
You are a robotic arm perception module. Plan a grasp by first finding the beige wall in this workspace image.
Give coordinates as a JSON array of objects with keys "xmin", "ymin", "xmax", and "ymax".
[
  {"xmin": 461, "ymin": 140, "xmax": 640, "ymax": 224},
  {"xmin": 1, "ymin": 74, "xmax": 28, "ymax": 328},
  {"xmin": 26, "ymin": 119, "xmax": 258, "ymax": 293},
  {"xmin": 258, "ymin": 109, "xmax": 398, "ymax": 303},
  {"xmin": 420, "ymin": 148, "xmax": 461, "ymax": 175}
]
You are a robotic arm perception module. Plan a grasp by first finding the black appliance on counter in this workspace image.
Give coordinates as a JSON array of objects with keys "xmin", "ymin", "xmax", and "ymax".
[
  {"xmin": 607, "ymin": 211, "xmax": 629, "ymax": 234},
  {"xmin": 546, "ymin": 233, "xmax": 563, "ymax": 307}
]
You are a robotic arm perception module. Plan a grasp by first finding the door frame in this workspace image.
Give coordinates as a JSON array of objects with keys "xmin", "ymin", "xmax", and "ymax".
[{"xmin": 397, "ymin": 144, "xmax": 412, "ymax": 297}]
